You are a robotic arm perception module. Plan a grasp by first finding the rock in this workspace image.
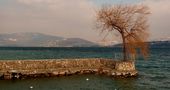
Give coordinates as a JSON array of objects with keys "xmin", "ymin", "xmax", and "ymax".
[
  {"xmin": 91, "ymin": 69, "xmax": 98, "ymax": 73},
  {"xmin": 115, "ymin": 61, "xmax": 135, "ymax": 71},
  {"xmin": 103, "ymin": 70, "xmax": 109, "ymax": 74},
  {"xmin": 10, "ymin": 70, "xmax": 18, "ymax": 73},
  {"xmin": 52, "ymin": 71, "xmax": 59, "ymax": 76},
  {"xmin": 116, "ymin": 72, "xmax": 121, "ymax": 76},
  {"xmin": 83, "ymin": 70, "xmax": 91, "ymax": 74},
  {"xmin": 4, "ymin": 73, "xmax": 12, "ymax": 79},
  {"xmin": 0, "ymin": 73, "xmax": 3, "ymax": 78},
  {"xmin": 59, "ymin": 71, "xmax": 66, "ymax": 76},
  {"xmin": 98, "ymin": 68, "xmax": 103, "ymax": 74},
  {"xmin": 75, "ymin": 70, "xmax": 81, "ymax": 74},
  {"xmin": 121, "ymin": 72, "xmax": 126, "ymax": 76},
  {"xmin": 111, "ymin": 72, "xmax": 115, "ymax": 76},
  {"xmin": 65, "ymin": 70, "xmax": 72, "ymax": 75},
  {"xmin": 130, "ymin": 71, "xmax": 138, "ymax": 76}
]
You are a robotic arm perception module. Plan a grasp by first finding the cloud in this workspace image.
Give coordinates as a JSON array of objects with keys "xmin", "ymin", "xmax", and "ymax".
[
  {"xmin": 142, "ymin": 0, "xmax": 170, "ymax": 40},
  {"xmin": 0, "ymin": 0, "xmax": 99, "ymax": 42},
  {"xmin": 0, "ymin": 0, "xmax": 170, "ymax": 42}
]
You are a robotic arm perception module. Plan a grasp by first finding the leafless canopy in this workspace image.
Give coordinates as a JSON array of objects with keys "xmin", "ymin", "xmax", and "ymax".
[{"xmin": 96, "ymin": 4, "xmax": 150, "ymax": 60}]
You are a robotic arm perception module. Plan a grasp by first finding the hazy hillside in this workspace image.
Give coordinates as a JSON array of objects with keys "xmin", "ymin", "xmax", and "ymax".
[
  {"xmin": 113, "ymin": 40, "xmax": 170, "ymax": 48},
  {"xmin": 0, "ymin": 32, "xmax": 98, "ymax": 47},
  {"xmin": 149, "ymin": 41, "xmax": 170, "ymax": 48}
]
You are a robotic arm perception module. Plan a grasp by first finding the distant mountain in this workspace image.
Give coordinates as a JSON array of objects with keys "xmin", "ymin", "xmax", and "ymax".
[
  {"xmin": 149, "ymin": 40, "xmax": 170, "ymax": 48},
  {"xmin": 113, "ymin": 40, "xmax": 170, "ymax": 48},
  {"xmin": 0, "ymin": 32, "xmax": 98, "ymax": 47}
]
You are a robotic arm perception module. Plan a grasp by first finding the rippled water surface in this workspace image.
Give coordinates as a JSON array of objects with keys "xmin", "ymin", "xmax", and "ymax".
[{"xmin": 0, "ymin": 47, "xmax": 170, "ymax": 90}]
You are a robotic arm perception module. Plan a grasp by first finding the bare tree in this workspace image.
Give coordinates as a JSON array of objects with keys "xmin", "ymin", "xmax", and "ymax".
[{"xmin": 96, "ymin": 5, "xmax": 150, "ymax": 60}]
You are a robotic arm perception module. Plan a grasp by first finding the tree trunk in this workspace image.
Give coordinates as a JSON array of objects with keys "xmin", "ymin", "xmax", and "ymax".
[{"xmin": 121, "ymin": 32, "xmax": 127, "ymax": 61}]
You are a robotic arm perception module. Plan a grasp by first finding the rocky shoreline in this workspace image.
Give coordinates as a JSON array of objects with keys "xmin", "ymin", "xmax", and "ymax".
[{"xmin": 0, "ymin": 58, "xmax": 137, "ymax": 80}]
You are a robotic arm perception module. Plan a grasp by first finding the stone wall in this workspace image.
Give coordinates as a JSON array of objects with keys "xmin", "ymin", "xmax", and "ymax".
[
  {"xmin": 0, "ymin": 58, "xmax": 137, "ymax": 79},
  {"xmin": 115, "ymin": 61, "xmax": 136, "ymax": 71}
]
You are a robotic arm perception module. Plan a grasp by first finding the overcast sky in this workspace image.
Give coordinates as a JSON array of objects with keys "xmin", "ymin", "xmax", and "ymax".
[{"xmin": 0, "ymin": 0, "xmax": 170, "ymax": 43}]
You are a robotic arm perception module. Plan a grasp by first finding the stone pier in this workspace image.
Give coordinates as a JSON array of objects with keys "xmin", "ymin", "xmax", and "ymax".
[{"xmin": 0, "ymin": 58, "xmax": 137, "ymax": 79}]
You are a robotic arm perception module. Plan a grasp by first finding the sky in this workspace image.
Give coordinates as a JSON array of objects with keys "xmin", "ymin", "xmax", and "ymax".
[{"xmin": 0, "ymin": 0, "xmax": 170, "ymax": 43}]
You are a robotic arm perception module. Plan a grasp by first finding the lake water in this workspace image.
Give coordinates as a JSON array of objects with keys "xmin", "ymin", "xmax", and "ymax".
[{"xmin": 0, "ymin": 47, "xmax": 170, "ymax": 90}]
